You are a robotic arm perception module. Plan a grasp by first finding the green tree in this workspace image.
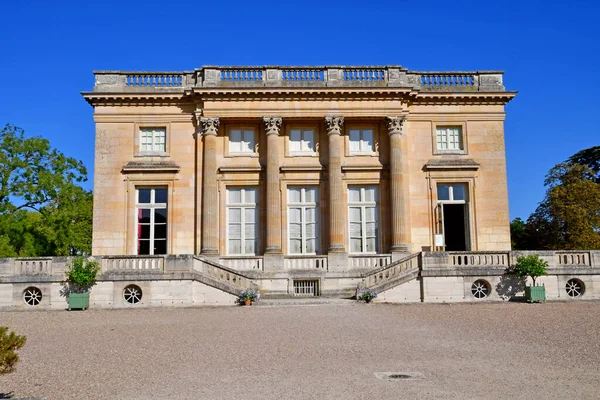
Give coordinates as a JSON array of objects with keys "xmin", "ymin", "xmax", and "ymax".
[
  {"xmin": 514, "ymin": 254, "xmax": 548, "ymax": 286},
  {"xmin": 527, "ymin": 163, "xmax": 600, "ymax": 250},
  {"xmin": 0, "ymin": 327, "xmax": 27, "ymax": 375},
  {"xmin": 568, "ymin": 146, "xmax": 600, "ymax": 182},
  {"xmin": 0, "ymin": 124, "xmax": 92, "ymax": 257},
  {"xmin": 510, "ymin": 217, "xmax": 529, "ymax": 249}
]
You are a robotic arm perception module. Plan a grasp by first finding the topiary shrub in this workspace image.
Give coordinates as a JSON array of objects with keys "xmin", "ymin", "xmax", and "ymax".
[
  {"xmin": 514, "ymin": 254, "xmax": 548, "ymax": 287},
  {"xmin": 65, "ymin": 257, "xmax": 100, "ymax": 293},
  {"xmin": 0, "ymin": 327, "xmax": 26, "ymax": 375}
]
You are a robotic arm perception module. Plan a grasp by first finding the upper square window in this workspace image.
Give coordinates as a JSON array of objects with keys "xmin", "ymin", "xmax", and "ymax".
[
  {"xmin": 436, "ymin": 126, "xmax": 463, "ymax": 152},
  {"xmin": 349, "ymin": 129, "xmax": 374, "ymax": 154},
  {"xmin": 229, "ymin": 129, "xmax": 256, "ymax": 154},
  {"xmin": 289, "ymin": 129, "xmax": 315, "ymax": 154},
  {"xmin": 140, "ymin": 128, "xmax": 166, "ymax": 153}
]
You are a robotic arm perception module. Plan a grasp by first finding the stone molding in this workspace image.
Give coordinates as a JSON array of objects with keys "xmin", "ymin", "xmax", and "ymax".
[
  {"xmin": 200, "ymin": 117, "xmax": 220, "ymax": 136},
  {"xmin": 386, "ymin": 116, "xmax": 405, "ymax": 136},
  {"xmin": 325, "ymin": 116, "xmax": 344, "ymax": 136},
  {"xmin": 263, "ymin": 117, "xmax": 282, "ymax": 136}
]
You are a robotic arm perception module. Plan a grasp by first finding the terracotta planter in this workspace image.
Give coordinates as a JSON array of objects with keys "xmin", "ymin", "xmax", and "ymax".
[{"xmin": 244, "ymin": 299, "xmax": 252, "ymax": 306}]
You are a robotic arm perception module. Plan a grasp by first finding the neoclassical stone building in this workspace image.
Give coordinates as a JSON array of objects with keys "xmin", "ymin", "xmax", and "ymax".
[{"xmin": 83, "ymin": 66, "xmax": 515, "ymax": 272}]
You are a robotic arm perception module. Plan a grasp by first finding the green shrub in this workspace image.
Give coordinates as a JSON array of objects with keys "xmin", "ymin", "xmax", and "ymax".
[
  {"xmin": 0, "ymin": 327, "xmax": 26, "ymax": 375},
  {"xmin": 514, "ymin": 254, "xmax": 548, "ymax": 286},
  {"xmin": 65, "ymin": 257, "xmax": 100, "ymax": 293}
]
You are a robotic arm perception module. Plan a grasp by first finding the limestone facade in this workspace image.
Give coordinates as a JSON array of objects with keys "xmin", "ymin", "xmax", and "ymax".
[{"xmin": 83, "ymin": 66, "xmax": 516, "ymax": 269}]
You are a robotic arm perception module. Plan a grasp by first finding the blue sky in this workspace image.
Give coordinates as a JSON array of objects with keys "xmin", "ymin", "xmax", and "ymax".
[{"xmin": 0, "ymin": 0, "xmax": 598, "ymax": 219}]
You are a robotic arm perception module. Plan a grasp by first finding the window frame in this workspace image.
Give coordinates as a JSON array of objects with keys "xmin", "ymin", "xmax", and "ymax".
[
  {"xmin": 226, "ymin": 187, "xmax": 258, "ymax": 256},
  {"xmin": 288, "ymin": 128, "xmax": 317, "ymax": 156},
  {"xmin": 135, "ymin": 187, "xmax": 168, "ymax": 255},
  {"xmin": 348, "ymin": 186, "xmax": 379, "ymax": 254},
  {"xmin": 432, "ymin": 122, "xmax": 467, "ymax": 155},
  {"xmin": 227, "ymin": 126, "xmax": 257, "ymax": 156},
  {"xmin": 134, "ymin": 123, "xmax": 170, "ymax": 157},
  {"xmin": 287, "ymin": 187, "xmax": 319, "ymax": 255},
  {"xmin": 346, "ymin": 125, "xmax": 379, "ymax": 156}
]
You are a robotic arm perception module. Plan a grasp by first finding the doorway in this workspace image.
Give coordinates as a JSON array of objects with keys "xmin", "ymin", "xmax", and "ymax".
[{"xmin": 436, "ymin": 184, "xmax": 471, "ymax": 251}]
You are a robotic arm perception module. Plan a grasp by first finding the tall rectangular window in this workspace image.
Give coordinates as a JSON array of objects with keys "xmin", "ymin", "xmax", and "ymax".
[
  {"xmin": 229, "ymin": 129, "xmax": 256, "ymax": 153},
  {"xmin": 348, "ymin": 186, "xmax": 378, "ymax": 253},
  {"xmin": 288, "ymin": 187, "xmax": 318, "ymax": 254},
  {"xmin": 349, "ymin": 128, "xmax": 374, "ymax": 153},
  {"xmin": 137, "ymin": 187, "xmax": 168, "ymax": 255},
  {"xmin": 227, "ymin": 187, "xmax": 257, "ymax": 255},
  {"xmin": 436, "ymin": 126, "xmax": 463, "ymax": 151},
  {"xmin": 289, "ymin": 129, "xmax": 315, "ymax": 154},
  {"xmin": 140, "ymin": 127, "xmax": 166, "ymax": 152}
]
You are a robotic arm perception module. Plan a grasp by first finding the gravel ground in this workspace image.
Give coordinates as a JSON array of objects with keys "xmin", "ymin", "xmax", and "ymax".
[{"xmin": 1, "ymin": 301, "xmax": 600, "ymax": 400}]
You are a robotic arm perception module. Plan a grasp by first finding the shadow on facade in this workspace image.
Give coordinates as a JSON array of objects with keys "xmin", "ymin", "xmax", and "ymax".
[{"xmin": 495, "ymin": 273, "xmax": 527, "ymax": 302}]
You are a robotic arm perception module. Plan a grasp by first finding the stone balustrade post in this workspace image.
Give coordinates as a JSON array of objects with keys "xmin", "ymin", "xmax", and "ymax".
[
  {"xmin": 200, "ymin": 117, "xmax": 220, "ymax": 257},
  {"xmin": 387, "ymin": 116, "xmax": 411, "ymax": 259}
]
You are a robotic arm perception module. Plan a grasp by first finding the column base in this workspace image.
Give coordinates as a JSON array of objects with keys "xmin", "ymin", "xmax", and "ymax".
[
  {"xmin": 263, "ymin": 253, "xmax": 285, "ymax": 273},
  {"xmin": 391, "ymin": 244, "xmax": 411, "ymax": 262},
  {"xmin": 199, "ymin": 250, "xmax": 220, "ymax": 264},
  {"xmin": 328, "ymin": 252, "xmax": 349, "ymax": 271}
]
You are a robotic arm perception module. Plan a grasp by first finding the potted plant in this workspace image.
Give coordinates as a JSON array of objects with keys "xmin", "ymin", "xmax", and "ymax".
[
  {"xmin": 358, "ymin": 289, "xmax": 377, "ymax": 303},
  {"xmin": 514, "ymin": 254, "xmax": 548, "ymax": 303},
  {"xmin": 238, "ymin": 289, "xmax": 259, "ymax": 306},
  {"xmin": 64, "ymin": 257, "xmax": 100, "ymax": 310}
]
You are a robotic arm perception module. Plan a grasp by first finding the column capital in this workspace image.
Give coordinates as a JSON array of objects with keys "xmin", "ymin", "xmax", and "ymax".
[
  {"xmin": 325, "ymin": 116, "xmax": 344, "ymax": 136},
  {"xmin": 386, "ymin": 116, "xmax": 405, "ymax": 136},
  {"xmin": 263, "ymin": 117, "xmax": 282, "ymax": 136},
  {"xmin": 200, "ymin": 117, "xmax": 220, "ymax": 136}
]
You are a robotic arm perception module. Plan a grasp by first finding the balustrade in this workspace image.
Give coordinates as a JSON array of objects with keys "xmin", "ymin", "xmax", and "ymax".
[
  {"xmin": 282, "ymin": 68, "xmax": 324, "ymax": 81},
  {"xmin": 220, "ymin": 68, "xmax": 263, "ymax": 81},
  {"xmin": 16, "ymin": 258, "xmax": 52, "ymax": 275},
  {"xmin": 420, "ymin": 73, "xmax": 474, "ymax": 87},
  {"xmin": 219, "ymin": 257, "xmax": 264, "ymax": 271},
  {"xmin": 102, "ymin": 257, "xmax": 164, "ymax": 273},
  {"xmin": 362, "ymin": 253, "xmax": 420, "ymax": 287},
  {"xmin": 556, "ymin": 252, "xmax": 591, "ymax": 266},
  {"xmin": 284, "ymin": 256, "xmax": 328, "ymax": 270},
  {"xmin": 450, "ymin": 252, "xmax": 509, "ymax": 267},
  {"xmin": 343, "ymin": 68, "xmax": 385, "ymax": 81},
  {"xmin": 349, "ymin": 255, "xmax": 392, "ymax": 269},
  {"xmin": 126, "ymin": 73, "xmax": 183, "ymax": 87}
]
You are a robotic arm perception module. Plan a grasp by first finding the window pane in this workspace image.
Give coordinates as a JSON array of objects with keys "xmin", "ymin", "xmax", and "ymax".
[
  {"xmin": 154, "ymin": 224, "xmax": 167, "ymax": 239},
  {"xmin": 305, "ymin": 208, "xmax": 316, "ymax": 223},
  {"xmin": 242, "ymin": 130, "xmax": 254, "ymax": 152},
  {"xmin": 229, "ymin": 240, "xmax": 241, "ymax": 254},
  {"xmin": 290, "ymin": 130, "xmax": 301, "ymax": 152},
  {"xmin": 303, "ymin": 130, "xmax": 315, "ymax": 152},
  {"xmin": 452, "ymin": 185, "xmax": 466, "ymax": 201},
  {"xmin": 364, "ymin": 187, "xmax": 376, "ymax": 202},
  {"xmin": 229, "ymin": 208, "xmax": 241, "ymax": 223},
  {"xmin": 138, "ymin": 189, "xmax": 151, "ymax": 204},
  {"xmin": 366, "ymin": 222, "xmax": 377, "ymax": 237},
  {"xmin": 138, "ymin": 240, "xmax": 150, "ymax": 255},
  {"xmin": 349, "ymin": 222, "xmax": 362, "ymax": 237},
  {"xmin": 351, "ymin": 238, "xmax": 362, "ymax": 253},
  {"xmin": 244, "ymin": 223, "xmax": 255, "ymax": 239},
  {"xmin": 349, "ymin": 130, "xmax": 360, "ymax": 151},
  {"xmin": 366, "ymin": 238, "xmax": 377, "ymax": 252},
  {"xmin": 244, "ymin": 240, "xmax": 255, "ymax": 254},
  {"xmin": 229, "ymin": 130, "xmax": 241, "ymax": 152},
  {"xmin": 437, "ymin": 185, "xmax": 450, "ymax": 201},
  {"xmin": 139, "ymin": 225, "xmax": 151, "ymax": 239},
  {"xmin": 245, "ymin": 208, "xmax": 255, "ymax": 223},
  {"xmin": 348, "ymin": 188, "xmax": 361, "ymax": 203},
  {"xmin": 154, "ymin": 240, "xmax": 167, "ymax": 255},
  {"xmin": 304, "ymin": 188, "xmax": 316, "ymax": 203},
  {"xmin": 362, "ymin": 130, "xmax": 374, "ymax": 152},
  {"xmin": 289, "ymin": 223, "xmax": 302, "ymax": 238},
  {"xmin": 229, "ymin": 224, "xmax": 241, "ymax": 239},
  {"xmin": 155, "ymin": 208, "xmax": 167, "ymax": 224},
  {"xmin": 155, "ymin": 189, "xmax": 168, "ymax": 204},
  {"xmin": 228, "ymin": 189, "xmax": 242, "ymax": 204},
  {"xmin": 306, "ymin": 239, "xmax": 315, "ymax": 254},
  {"xmin": 244, "ymin": 188, "xmax": 256, "ymax": 204},
  {"xmin": 289, "ymin": 208, "xmax": 301, "ymax": 223},
  {"xmin": 306, "ymin": 223, "xmax": 316, "ymax": 238},
  {"xmin": 138, "ymin": 209, "xmax": 151, "ymax": 223},
  {"xmin": 289, "ymin": 188, "xmax": 301, "ymax": 203},
  {"xmin": 290, "ymin": 239, "xmax": 302, "ymax": 254},
  {"xmin": 365, "ymin": 207, "xmax": 376, "ymax": 222},
  {"xmin": 349, "ymin": 207, "xmax": 361, "ymax": 222}
]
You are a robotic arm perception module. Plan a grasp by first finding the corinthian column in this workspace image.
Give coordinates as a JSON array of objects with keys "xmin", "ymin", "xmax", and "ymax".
[
  {"xmin": 326, "ymin": 116, "xmax": 345, "ymax": 254},
  {"xmin": 263, "ymin": 117, "xmax": 283, "ymax": 255},
  {"xmin": 201, "ymin": 117, "xmax": 220, "ymax": 256},
  {"xmin": 387, "ymin": 116, "xmax": 411, "ymax": 256}
]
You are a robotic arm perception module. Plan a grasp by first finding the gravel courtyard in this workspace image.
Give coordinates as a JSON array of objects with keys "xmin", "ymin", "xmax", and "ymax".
[{"xmin": 1, "ymin": 301, "xmax": 599, "ymax": 400}]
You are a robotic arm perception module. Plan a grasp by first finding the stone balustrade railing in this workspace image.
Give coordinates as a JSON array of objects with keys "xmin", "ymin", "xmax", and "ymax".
[
  {"xmin": 219, "ymin": 256, "xmax": 264, "ymax": 271},
  {"xmin": 349, "ymin": 254, "xmax": 392, "ymax": 269},
  {"xmin": 361, "ymin": 252, "xmax": 421, "ymax": 289},
  {"xmin": 450, "ymin": 252, "xmax": 510, "ymax": 268},
  {"xmin": 193, "ymin": 256, "xmax": 255, "ymax": 292},
  {"xmin": 101, "ymin": 256, "xmax": 164, "ymax": 273},
  {"xmin": 91, "ymin": 66, "xmax": 506, "ymax": 92},
  {"xmin": 284, "ymin": 256, "xmax": 328, "ymax": 270}
]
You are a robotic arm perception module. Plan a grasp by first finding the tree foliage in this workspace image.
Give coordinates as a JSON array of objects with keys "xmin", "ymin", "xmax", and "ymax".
[
  {"xmin": 0, "ymin": 124, "xmax": 92, "ymax": 257},
  {"xmin": 567, "ymin": 146, "xmax": 600, "ymax": 182},
  {"xmin": 0, "ymin": 326, "xmax": 27, "ymax": 375},
  {"xmin": 514, "ymin": 255, "xmax": 548, "ymax": 286}
]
